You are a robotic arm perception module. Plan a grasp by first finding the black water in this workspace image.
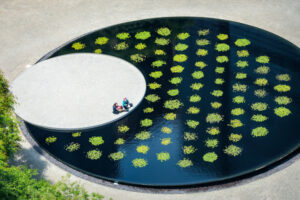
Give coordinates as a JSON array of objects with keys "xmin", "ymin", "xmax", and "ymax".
[{"xmin": 26, "ymin": 17, "xmax": 300, "ymax": 186}]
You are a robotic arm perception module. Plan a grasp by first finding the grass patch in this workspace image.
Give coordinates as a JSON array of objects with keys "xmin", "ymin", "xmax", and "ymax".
[
  {"xmin": 164, "ymin": 99, "xmax": 183, "ymax": 109},
  {"xmin": 211, "ymin": 90, "xmax": 223, "ymax": 97},
  {"xmin": 251, "ymin": 114, "xmax": 268, "ymax": 122},
  {"xmin": 145, "ymin": 94, "xmax": 160, "ymax": 102},
  {"xmin": 196, "ymin": 39, "xmax": 210, "ymax": 46},
  {"xmin": 72, "ymin": 42, "xmax": 85, "ymax": 50},
  {"xmin": 164, "ymin": 113, "xmax": 176, "ymax": 120},
  {"xmin": 136, "ymin": 145, "xmax": 149, "ymax": 154},
  {"xmin": 251, "ymin": 102, "xmax": 268, "ymax": 111},
  {"xmin": 235, "ymin": 38, "xmax": 251, "ymax": 47},
  {"xmin": 175, "ymin": 43, "xmax": 188, "ymax": 51},
  {"xmin": 65, "ymin": 142, "xmax": 80, "ymax": 152},
  {"xmin": 116, "ymin": 32, "xmax": 130, "ymax": 40},
  {"xmin": 274, "ymin": 84, "xmax": 291, "ymax": 92},
  {"xmin": 203, "ymin": 152, "xmax": 218, "ymax": 162},
  {"xmin": 215, "ymin": 67, "xmax": 225, "ymax": 74},
  {"xmin": 275, "ymin": 96, "xmax": 292, "ymax": 105},
  {"xmin": 256, "ymin": 56, "xmax": 270, "ymax": 63},
  {"xmin": 140, "ymin": 118, "xmax": 152, "ymax": 127},
  {"xmin": 86, "ymin": 149, "xmax": 102, "ymax": 160},
  {"xmin": 205, "ymin": 139, "xmax": 218, "ymax": 148},
  {"xmin": 148, "ymin": 82, "xmax": 161, "ymax": 90},
  {"xmin": 215, "ymin": 78, "xmax": 225, "ymax": 85},
  {"xmin": 187, "ymin": 107, "xmax": 200, "ymax": 114},
  {"xmin": 198, "ymin": 29, "xmax": 209, "ymax": 36},
  {"xmin": 170, "ymin": 65, "xmax": 184, "ymax": 73},
  {"xmin": 89, "ymin": 136, "xmax": 104, "ymax": 146},
  {"xmin": 183, "ymin": 145, "xmax": 197, "ymax": 154},
  {"xmin": 157, "ymin": 152, "xmax": 170, "ymax": 162},
  {"xmin": 216, "ymin": 56, "xmax": 229, "ymax": 63},
  {"xmin": 255, "ymin": 66, "xmax": 270, "ymax": 74},
  {"xmin": 190, "ymin": 83, "xmax": 204, "ymax": 90},
  {"xmin": 229, "ymin": 134, "xmax": 242, "ymax": 142},
  {"xmin": 155, "ymin": 38, "xmax": 170, "ymax": 45},
  {"xmin": 189, "ymin": 95, "xmax": 201, "ymax": 102},
  {"xmin": 236, "ymin": 60, "xmax": 248, "ymax": 68},
  {"xmin": 95, "ymin": 37, "xmax": 109, "ymax": 45},
  {"xmin": 94, "ymin": 49, "xmax": 102, "ymax": 54},
  {"xmin": 173, "ymin": 54, "xmax": 188, "ymax": 62},
  {"xmin": 211, "ymin": 102, "xmax": 222, "ymax": 109},
  {"xmin": 149, "ymin": 71, "xmax": 163, "ymax": 79},
  {"xmin": 251, "ymin": 127, "xmax": 269, "ymax": 137},
  {"xmin": 206, "ymin": 127, "xmax": 220, "ymax": 135},
  {"xmin": 143, "ymin": 107, "xmax": 154, "ymax": 113},
  {"xmin": 184, "ymin": 132, "xmax": 198, "ymax": 141},
  {"xmin": 45, "ymin": 136, "xmax": 57, "ymax": 145},
  {"xmin": 118, "ymin": 125, "xmax": 129, "ymax": 133},
  {"xmin": 167, "ymin": 89, "xmax": 179, "ymax": 96},
  {"xmin": 237, "ymin": 50, "xmax": 249, "ymax": 57},
  {"xmin": 135, "ymin": 43, "xmax": 147, "ymax": 50},
  {"xmin": 186, "ymin": 120, "xmax": 199, "ymax": 129},
  {"xmin": 114, "ymin": 138, "xmax": 125, "ymax": 145},
  {"xmin": 231, "ymin": 108, "xmax": 245, "ymax": 116},
  {"xmin": 161, "ymin": 138, "xmax": 172, "ymax": 145},
  {"xmin": 155, "ymin": 49, "xmax": 166, "ymax": 55},
  {"xmin": 196, "ymin": 49, "xmax": 208, "ymax": 56},
  {"xmin": 206, "ymin": 113, "xmax": 223, "ymax": 123},
  {"xmin": 224, "ymin": 145, "xmax": 242, "ymax": 156},
  {"xmin": 135, "ymin": 131, "xmax": 151, "ymax": 140},
  {"xmin": 195, "ymin": 61, "xmax": 207, "ymax": 69},
  {"xmin": 215, "ymin": 43, "xmax": 230, "ymax": 52},
  {"xmin": 132, "ymin": 158, "xmax": 148, "ymax": 168},
  {"xmin": 177, "ymin": 158, "xmax": 193, "ymax": 168},
  {"xmin": 157, "ymin": 27, "xmax": 171, "ymax": 36},
  {"xmin": 254, "ymin": 78, "xmax": 268, "ymax": 86},
  {"xmin": 130, "ymin": 54, "xmax": 146, "ymax": 62},
  {"xmin": 135, "ymin": 31, "xmax": 151, "ymax": 40},
  {"xmin": 192, "ymin": 71, "xmax": 204, "ymax": 79},
  {"xmin": 254, "ymin": 89, "xmax": 267, "ymax": 98},
  {"xmin": 233, "ymin": 83, "xmax": 247, "ymax": 92},
  {"xmin": 228, "ymin": 119, "xmax": 243, "ymax": 128},
  {"xmin": 235, "ymin": 73, "xmax": 247, "ymax": 79},
  {"xmin": 274, "ymin": 107, "xmax": 291, "ymax": 117},
  {"xmin": 177, "ymin": 32, "xmax": 190, "ymax": 40},
  {"xmin": 233, "ymin": 96, "xmax": 245, "ymax": 104},
  {"xmin": 109, "ymin": 151, "xmax": 124, "ymax": 161},
  {"xmin": 161, "ymin": 127, "xmax": 172, "ymax": 134},
  {"xmin": 72, "ymin": 132, "xmax": 81, "ymax": 137},
  {"xmin": 169, "ymin": 77, "xmax": 182, "ymax": 85},
  {"xmin": 151, "ymin": 60, "xmax": 166, "ymax": 67},
  {"xmin": 217, "ymin": 33, "xmax": 228, "ymax": 40},
  {"xmin": 114, "ymin": 42, "xmax": 129, "ymax": 50},
  {"xmin": 276, "ymin": 74, "xmax": 290, "ymax": 81}
]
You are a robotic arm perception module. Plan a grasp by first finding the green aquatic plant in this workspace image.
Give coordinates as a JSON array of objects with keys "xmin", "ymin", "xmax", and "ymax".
[
  {"xmin": 215, "ymin": 67, "xmax": 225, "ymax": 74},
  {"xmin": 254, "ymin": 78, "xmax": 268, "ymax": 86},
  {"xmin": 216, "ymin": 56, "xmax": 229, "ymax": 63},
  {"xmin": 190, "ymin": 95, "xmax": 201, "ymax": 102},
  {"xmin": 72, "ymin": 42, "xmax": 85, "ymax": 50},
  {"xmin": 206, "ymin": 127, "xmax": 220, "ymax": 135},
  {"xmin": 233, "ymin": 96, "xmax": 245, "ymax": 104},
  {"xmin": 65, "ymin": 142, "xmax": 80, "ymax": 152},
  {"xmin": 251, "ymin": 114, "xmax": 268, "ymax": 122},
  {"xmin": 157, "ymin": 152, "xmax": 170, "ymax": 162},
  {"xmin": 251, "ymin": 127, "xmax": 269, "ymax": 137},
  {"xmin": 275, "ymin": 96, "xmax": 292, "ymax": 105},
  {"xmin": 86, "ymin": 149, "xmax": 102, "ymax": 160},
  {"xmin": 237, "ymin": 50, "xmax": 249, "ymax": 57},
  {"xmin": 232, "ymin": 83, "xmax": 247, "ymax": 92},
  {"xmin": 170, "ymin": 65, "xmax": 184, "ymax": 73},
  {"xmin": 143, "ymin": 107, "xmax": 154, "ymax": 113},
  {"xmin": 183, "ymin": 145, "xmax": 197, "ymax": 154},
  {"xmin": 167, "ymin": 89, "xmax": 179, "ymax": 96},
  {"xmin": 205, "ymin": 139, "xmax": 218, "ymax": 148},
  {"xmin": 157, "ymin": 27, "xmax": 171, "ymax": 36},
  {"xmin": 235, "ymin": 73, "xmax": 247, "ymax": 79},
  {"xmin": 215, "ymin": 43, "xmax": 230, "ymax": 52},
  {"xmin": 276, "ymin": 74, "xmax": 290, "ymax": 81},
  {"xmin": 116, "ymin": 32, "xmax": 130, "ymax": 40},
  {"xmin": 164, "ymin": 99, "xmax": 183, "ymax": 109},
  {"xmin": 135, "ymin": 131, "xmax": 151, "ymax": 140},
  {"xmin": 211, "ymin": 102, "xmax": 222, "ymax": 109},
  {"xmin": 114, "ymin": 138, "xmax": 125, "ymax": 145},
  {"xmin": 72, "ymin": 132, "xmax": 81, "ymax": 137},
  {"xmin": 161, "ymin": 138, "xmax": 172, "ymax": 145},
  {"xmin": 228, "ymin": 119, "xmax": 243, "ymax": 128},
  {"xmin": 231, "ymin": 108, "xmax": 245, "ymax": 116},
  {"xmin": 217, "ymin": 33, "xmax": 228, "ymax": 40},
  {"xmin": 229, "ymin": 133, "xmax": 242, "ymax": 142},
  {"xmin": 173, "ymin": 54, "xmax": 188, "ymax": 62},
  {"xmin": 224, "ymin": 145, "xmax": 242, "ymax": 156},
  {"xmin": 95, "ymin": 37, "xmax": 109, "ymax": 45},
  {"xmin": 235, "ymin": 38, "xmax": 251, "ymax": 47},
  {"xmin": 135, "ymin": 31, "xmax": 151, "ymax": 40},
  {"xmin": 155, "ymin": 38, "xmax": 170, "ymax": 45},
  {"xmin": 206, "ymin": 113, "xmax": 223, "ymax": 123},
  {"xmin": 136, "ymin": 145, "xmax": 149, "ymax": 154},
  {"xmin": 151, "ymin": 60, "xmax": 166, "ymax": 67},
  {"xmin": 184, "ymin": 132, "xmax": 198, "ymax": 141},
  {"xmin": 190, "ymin": 83, "xmax": 204, "ymax": 90},
  {"xmin": 114, "ymin": 42, "xmax": 128, "ymax": 50},
  {"xmin": 215, "ymin": 78, "xmax": 225, "ymax": 85},
  {"xmin": 140, "ymin": 118, "xmax": 152, "ymax": 127},
  {"xmin": 45, "ymin": 136, "xmax": 57, "ymax": 145},
  {"xmin": 109, "ymin": 151, "xmax": 124, "ymax": 161},
  {"xmin": 149, "ymin": 71, "xmax": 163, "ymax": 79},
  {"xmin": 135, "ymin": 43, "xmax": 147, "ymax": 50},
  {"xmin": 211, "ymin": 90, "xmax": 223, "ymax": 97},
  {"xmin": 187, "ymin": 106, "xmax": 200, "ymax": 114},
  {"xmin": 94, "ymin": 49, "xmax": 102, "ymax": 54},
  {"xmin": 161, "ymin": 127, "xmax": 172, "ymax": 134},
  {"xmin": 177, "ymin": 158, "xmax": 193, "ymax": 168},
  {"xmin": 164, "ymin": 113, "xmax": 177, "ymax": 120},
  {"xmin": 148, "ymin": 82, "xmax": 161, "ymax": 90},
  {"xmin": 155, "ymin": 49, "xmax": 166, "ymax": 55},
  {"xmin": 196, "ymin": 39, "xmax": 210, "ymax": 46},
  {"xmin": 203, "ymin": 152, "xmax": 218, "ymax": 162},
  {"xmin": 177, "ymin": 32, "xmax": 190, "ymax": 40},
  {"xmin": 274, "ymin": 84, "xmax": 291, "ymax": 92},
  {"xmin": 274, "ymin": 107, "xmax": 291, "ymax": 117},
  {"xmin": 198, "ymin": 29, "xmax": 209, "ymax": 36},
  {"xmin": 195, "ymin": 61, "xmax": 207, "ymax": 69},
  {"xmin": 175, "ymin": 43, "xmax": 188, "ymax": 51},
  {"xmin": 169, "ymin": 77, "xmax": 182, "ymax": 85},
  {"xmin": 236, "ymin": 60, "xmax": 248, "ymax": 68},
  {"xmin": 118, "ymin": 125, "xmax": 129, "ymax": 133},
  {"xmin": 251, "ymin": 102, "xmax": 268, "ymax": 111},
  {"xmin": 186, "ymin": 120, "xmax": 199, "ymax": 129},
  {"xmin": 196, "ymin": 49, "xmax": 208, "ymax": 56},
  {"xmin": 132, "ymin": 158, "xmax": 148, "ymax": 168},
  {"xmin": 254, "ymin": 89, "xmax": 267, "ymax": 98},
  {"xmin": 192, "ymin": 71, "xmax": 204, "ymax": 79},
  {"xmin": 256, "ymin": 56, "xmax": 270, "ymax": 63},
  {"xmin": 130, "ymin": 54, "xmax": 146, "ymax": 62},
  {"xmin": 255, "ymin": 66, "xmax": 270, "ymax": 74},
  {"xmin": 89, "ymin": 136, "xmax": 104, "ymax": 146}
]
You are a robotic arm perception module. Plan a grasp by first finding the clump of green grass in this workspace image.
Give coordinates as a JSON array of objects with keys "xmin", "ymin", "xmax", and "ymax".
[
  {"xmin": 205, "ymin": 139, "xmax": 218, "ymax": 148},
  {"xmin": 65, "ymin": 142, "xmax": 80, "ymax": 152},
  {"xmin": 170, "ymin": 65, "xmax": 184, "ymax": 73},
  {"xmin": 167, "ymin": 89, "xmax": 179, "ymax": 96},
  {"xmin": 215, "ymin": 78, "xmax": 225, "ymax": 85},
  {"xmin": 232, "ymin": 83, "xmax": 247, "ymax": 92},
  {"xmin": 135, "ymin": 131, "xmax": 151, "ymax": 140},
  {"xmin": 175, "ymin": 43, "xmax": 188, "ymax": 51},
  {"xmin": 251, "ymin": 127, "xmax": 269, "ymax": 137},
  {"xmin": 116, "ymin": 32, "xmax": 130, "ymax": 40},
  {"xmin": 155, "ymin": 38, "xmax": 170, "ymax": 45},
  {"xmin": 140, "ymin": 118, "xmax": 153, "ymax": 127},
  {"xmin": 224, "ymin": 145, "xmax": 242, "ymax": 156},
  {"xmin": 143, "ymin": 107, "xmax": 154, "ymax": 113},
  {"xmin": 233, "ymin": 96, "xmax": 245, "ymax": 104},
  {"xmin": 109, "ymin": 151, "xmax": 124, "ymax": 161},
  {"xmin": 195, "ymin": 61, "xmax": 207, "ymax": 69},
  {"xmin": 235, "ymin": 38, "xmax": 251, "ymax": 47},
  {"xmin": 215, "ymin": 43, "xmax": 230, "ymax": 52},
  {"xmin": 177, "ymin": 32, "xmax": 190, "ymax": 40},
  {"xmin": 236, "ymin": 60, "xmax": 248, "ymax": 68},
  {"xmin": 231, "ymin": 108, "xmax": 244, "ymax": 116},
  {"xmin": 203, "ymin": 152, "xmax": 218, "ymax": 162},
  {"xmin": 145, "ymin": 94, "xmax": 160, "ymax": 102},
  {"xmin": 274, "ymin": 107, "xmax": 291, "ymax": 117},
  {"xmin": 254, "ymin": 78, "xmax": 268, "ymax": 86},
  {"xmin": 72, "ymin": 42, "xmax": 85, "ymax": 50},
  {"xmin": 118, "ymin": 125, "xmax": 129, "ymax": 133},
  {"xmin": 255, "ymin": 66, "xmax": 270, "ymax": 74},
  {"xmin": 251, "ymin": 102, "xmax": 268, "ymax": 111},
  {"xmin": 237, "ymin": 50, "xmax": 249, "ymax": 57},
  {"xmin": 135, "ymin": 43, "xmax": 147, "ymax": 50},
  {"xmin": 177, "ymin": 158, "xmax": 193, "ymax": 168},
  {"xmin": 256, "ymin": 56, "xmax": 270, "ymax": 63},
  {"xmin": 190, "ymin": 83, "xmax": 204, "ymax": 90},
  {"xmin": 184, "ymin": 132, "xmax": 198, "ymax": 141},
  {"xmin": 206, "ymin": 127, "xmax": 220, "ymax": 135},
  {"xmin": 196, "ymin": 49, "xmax": 208, "ymax": 56},
  {"xmin": 251, "ymin": 114, "xmax": 268, "ymax": 122},
  {"xmin": 275, "ymin": 96, "xmax": 292, "ymax": 105},
  {"xmin": 86, "ymin": 149, "xmax": 102, "ymax": 160},
  {"xmin": 206, "ymin": 113, "xmax": 223, "ymax": 123},
  {"xmin": 196, "ymin": 39, "xmax": 210, "ymax": 46},
  {"xmin": 136, "ymin": 145, "xmax": 149, "ymax": 154},
  {"xmin": 132, "ymin": 158, "xmax": 148, "ymax": 168},
  {"xmin": 149, "ymin": 71, "xmax": 163, "ymax": 79},
  {"xmin": 148, "ymin": 82, "xmax": 161, "ymax": 90},
  {"xmin": 215, "ymin": 67, "xmax": 225, "ymax": 74},
  {"xmin": 192, "ymin": 71, "xmax": 204, "ymax": 79},
  {"xmin": 157, "ymin": 152, "xmax": 170, "ymax": 162},
  {"xmin": 211, "ymin": 90, "xmax": 223, "ymax": 97},
  {"xmin": 164, "ymin": 99, "xmax": 183, "ymax": 109},
  {"xmin": 274, "ymin": 84, "xmax": 291, "ymax": 92},
  {"xmin": 216, "ymin": 56, "xmax": 229, "ymax": 63},
  {"xmin": 130, "ymin": 54, "xmax": 146, "ymax": 62},
  {"xmin": 135, "ymin": 31, "xmax": 151, "ymax": 40},
  {"xmin": 198, "ymin": 29, "xmax": 209, "ymax": 36},
  {"xmin": 89, "ymin": 136, "xmax": 104, "ymax": 146},
  {"xmin": 229, "ymin": 134, "xmax": 242, "ymax": 142},
  {"xmin": 276, "ymin": 74, "xmax": 290, "ymax": 81},
  {"xmin": 173, "ymin": 54, "xmax": 188, "ymax": 62},
  {"xmin": 72, "ymin": 132, "xmax": 81, "ymax": 137},
  {"xmin": 254, "ymin": 89, "xmax": 267, "ymax": 98},
  {"xmin": 169, "ymin": 77, "xmax": 182, "ymax": 85},
  {"xmin": 114, "ymin": 42, "xmax": 129, "ymax": 50},
  {"xmin": 114, "ymin": 138, "xmax": 125, "ymax": 145},
  {"xmin": 155, "ymin": 49, "xmax": 166, "ymax": 55},
  {"xmin": 228, "ymin": 119, "xmax": 243, "ymax": 128},
  {"xmin": 161, "ymin": 127, "xmax": 172, "ymax": 134},
  {"xmin": 45, "ymin": 136, "xmax": 57, "ymax": 145},
  {"xmin": 95, "ymin": 37, "xmax": 109, "ymax": 45},
  {"xmin": 151, "ymin": 60, "xmax": 166, "ymax": 67},
  {"xmin": 217, "ymin": 33, "xmax": 228, "ymax": 40},
  {"xmin": 190, "ymin": 95, "xmax": 201, "ymax": 102},
  {"xmin": 235, "ymin": 73, "xmax": 247, "ymax": 79},
  {"xmin": 183, "ymin": 145, "xmax": 197, "ymax": 154},
  {"xmin": 186, "ymin": 120, "xmax": 199, "ymax": 129},
  {"xmin": 211, "ymin": 102, "xmax": 222, "ymax": 109},
  {"xmin": 164, "ymin": 113, "xmax": 176, "ymax": 120},
  {"xmin": 161, "ymin": 138, "xmax": 172, "ymax": 145},
  {"xmin": 157, "ymin": 27, "xmax": 171, "ymax": 36},
  {"xmin": 187, "ymin": 107, "xmax": 200, "ymax": 114},
  {"xmin": 94, "ymin": 49, "xmax": 102, "ymax": 54}
]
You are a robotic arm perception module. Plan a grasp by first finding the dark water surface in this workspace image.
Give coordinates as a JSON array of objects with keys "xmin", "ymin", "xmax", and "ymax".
[{"xmin": 25, "ymin": 17, "xmax": 300, "ymax": 186}]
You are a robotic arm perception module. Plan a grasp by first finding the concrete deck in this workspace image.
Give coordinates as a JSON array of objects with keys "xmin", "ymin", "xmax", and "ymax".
[{"xmin": 11, "ymin": 54, "xmax": 146, "ymax": 130}]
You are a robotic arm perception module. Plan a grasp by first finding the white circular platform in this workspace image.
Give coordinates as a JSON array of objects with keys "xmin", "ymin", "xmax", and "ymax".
[{"xmin": 11, "ymin": 53, "xmax": 146, "ymax": 130}]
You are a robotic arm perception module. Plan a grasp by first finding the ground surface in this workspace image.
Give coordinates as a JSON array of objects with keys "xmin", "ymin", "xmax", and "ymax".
[{"xmin": 1, "ymin": 0, "xmax": 299, "ymax": 199}]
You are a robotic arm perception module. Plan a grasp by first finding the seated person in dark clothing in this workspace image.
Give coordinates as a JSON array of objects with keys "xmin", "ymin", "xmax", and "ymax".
[
  {"xmin": 113, "ymin": 103, "xmax": 124, "ymax": 113},
  {"xmin": 122, "ymin": 97, "xmax": 133, "ymax": 110}
]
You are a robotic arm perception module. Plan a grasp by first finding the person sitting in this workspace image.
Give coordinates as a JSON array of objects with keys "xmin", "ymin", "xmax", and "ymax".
[
  {"xmin": 122, "ymin": 97, "xmax": 133, "ymax": 110},
  {"xmin": 113, "ymin": 103, "xmax": 124, "ymax": 114}
]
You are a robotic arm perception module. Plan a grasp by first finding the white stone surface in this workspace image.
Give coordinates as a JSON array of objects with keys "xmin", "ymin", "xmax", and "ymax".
[{"xmin": 11, "ymin": 53, "xmax": 146, "ymax": 130}]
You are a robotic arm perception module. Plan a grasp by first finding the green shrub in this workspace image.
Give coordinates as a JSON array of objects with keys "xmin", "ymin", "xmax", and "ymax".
[
  {"xmin": 135, "ymin": 131, "xmax": 151, "ymax": 140},
  {"xmin": 161, "ymin": 127, "xmax": 172, "ymax": 134},
  {"xmin": 177, "ymin": 32, "xmax": 190, "ymax": 40},
  {"xmin": 256, "ymin": 56, "xmax": 270, "ymax": 63},
  {"xmin": 173, "ymin": 54, "xmax": 188, "ymax": 62},
  {"xmin": 177, "ymin": 158, "xmax": 193, "ymax": 168},
  {"xmin": 191, "ymin": 71, "xmax": 204, "ymax": 79},
  {"xmin": 72, "ymin": 42, "xmax": 85, "ymax": 50},
  {"xmin": 276, "ymin": 74, "xmax": 290, "ymax": 81},
  {"xmin": 151, "ymin": 60, "xmax": 166, "ymax": 67},
  {"xmin": 236, "ymin": 60, "xmax": 248, "ymax": 68},
  {"xmin": 135, "ymin": 43, "xmax": 147, "ymax": 50},
  {"xmin": 157, "ymin": 152, "xmax": 170, "ymax": 162},
  {"xmin": 231, "ymin": 108, "xmax": 245, "ymax": 116},
  {"xmin": 132, "ymin": 158, "xmax": 148, "ymax": 168},
  {"xmin": 157, "ymin": 27, "xmax": 171, "ymax": 36},
  {"xmin": 187, "ymin": 106, "xmax": 200, "ymax": 114},
  {"xmin": 130, "ymin": 54, "xmax": 146, "ymax": 62},
  {"xmin": 148, "ymin": 82, "xmax": 161, "ymax": 90},
  {"xmin": 169, "ymin": 77, "xmax": 183, "ymax": 85},
  {"xmin": 215, "ymin": 67, "xmax": 225, "ymax": 74},
  {"xmin": 274, "ymin": 107, "xmax": 291, "ymax": 117},
  {"xmin": 206, "ymin": 113, "xmax": 223, "ymax": 123},
  {"xmin": 114, "ymin": 138, "xmax": 125, "ymax": 145},
  {"xmin": 136, "ymin": 145, "xmax": 149, "ymax": 154},
  {"xmin": 118, "ymin": 125, "xmax": 129, "ymax": 133},
  {"xmin": 155, "ymin": 49, "xmax": 166, "ymax": 55},
  {"xmin": 196, "ymin": 39, "xmax": 210, "ymax": 46},
  {"xmin": 251, "ymin": 114, "xmax": 268, "ymax": 122},
  {"xmin": 183, "ymin": 145, "xmax": 197, "ymax": 154},
  {"xmin": 114, "ymin": 42, "xmax": 128, "ymax": 50},
  {"xmin": 251, "ymin": 102, "xmax": 268, "ymax": 111},
  {"xmin": 251, "ymin": 127, "xmax": 269, "ymax": 137},
  {"xmin": 135, "ymin": 31, "xmax": 151, "ymax": 40},
  {"xmin": 228, "ymin": 119, "xmax": 243, "ymax": 128},
  {"xmin": 116, "ymin": 32, "xmax": 130, "ymax": 40},
  {"xmin": 143, "ymin": 107, "xmax": 154, "ymax": 113},
  {"xmin": 205, "ymin": 139, "xmax": 218, "ymax": 148},
  {"xmin": 274, "ymin": 96, "xmax": 292, "ymax": 105},
  {"xmin": 167, "ymin": 89, "xmax": 179, "ymax": 96},
  {"xmin": 232, "ymin": 83, "xmax": 247, "ymax": 92},
  {"xmin": 89, "ymin": 136, "xmax": 104, "ymax": 146},
  {"xmin": 196, "ymin": 49, "xmax": 208, "ymax": 56},
  {"xmin": 155, "ymin": 38, "xmax": 170, "ymax": 45},
  {"xmin": 109, "ymin": 151, "xmax": 124, "ymax": 161},
  {"xmin": 65, "ymin": 142, "xmax": 80, "ymax": 152},
  {"xmin": 95, "ymin": 37, "xmax": 109, "ymax": 45},
  {"xmin": 149, "ymin": 71, "xmax": 163, "ymax": 79},
  {"xmin": 86, "ymin": 149, "xmax": 102, "ymax": 160},
  {"xmin": 206, "ymin": 127, "xmax": 220, "ymax": 135},
  {"xmin": 211, "ymin": 102, "xmax": 222, "ymax": 109},
  {"xmin": 217, "ymin": 33, "xmax": 228, "ymax": 40},
  {"xmin": 224, "ymin": 145, "xmax": 242, "ymax": 156},
  {"xmin": 215, "ymin": 78, "xmax": 225, "ymax": 85},
  {"xmin": 254, "ymin": 78, "xmax": 268, "ymax": 86},
  {"xmin": 94, "ymin": 49, "xmax": 102, "ymax": 54},
  {"xmin": 186, "ymin": 120, "xmax": 199, "ymax": 129},
  {"xmin": 215, "ymin": 43, "xmax": 230, "ymax": 51},
  {"xmin": 211, "ymin": 90, "xmax": 223, "ymax": 97},
  {"xmin": 190, "ymin": 83, "xmax": 204, "ymax": 90},
  {"xmin": 203, "ymin": 152, "xmax": 218, "ymax": 162},
  {"xmin": 237, "ymin": 50, "xmax": 249, "ymax": 57},
  {"xmin": 164, "ymin": 99, "xmax": 183, "ymax": 109},
  {"xmin": 235, "ymin": 73, "xmax": 247, "ymax": 79},
  {"xmin": 235, "ymin": 38, "xmax": 251, "ymax": 47},
  {"xmin": 140, "ymin": 118, "xmax": 152, "ymax": 127},
  {"xmin": 184, "ymin": 132, "xmax": 198, "ymax": 141},
  {"xmin": 255, "ymin": 66, "xmax": 270, "ymax": 74},
  {"xmin": 254, "ymin": 89, "xmax": 267, "ymax": 98},
  {"xmin": 232, "ymin": 96, "xmax": 245, "ymax": 104},
  {"xmin": 170, "ymin": 65, "xmax": 184, "ymax": 73},
  {"xmin": 274, "ymin": 84, "xmax": 291, "ymax": 92},
  {"xmin": 229, "ymin": 133, "xmax": 242, "ymax": 142},
  {"xmin": 45, "ymin": 136, "xmax": 57, "ymax": 145},
  {"xmin": 216, "ymin": 56, "xmax": 229, "ymax": 63},
  {"xmin": 72, "ymin": 132, "xmax": 81, "ymax": 137},
  {"xmin": 175, "ymin": 43, "xmax": 188, "ymax": 51},
  {"xmin": 164, "ymin": 113, "xmax": 176, "ymax": 120},
  {"xmin": 198, "ymin": 29, "xmax": 209, "ymax": 36},
  {"xmin": 161, "ymin": 138, "xmax": 172, "ymax": 145},
  {"xmin": 189, "ymin": 95, "xmax": 201, "ymax": 102},
  {"xmin": 195, "ymin": 61, "xmax": 207, "ymax": 69}
]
